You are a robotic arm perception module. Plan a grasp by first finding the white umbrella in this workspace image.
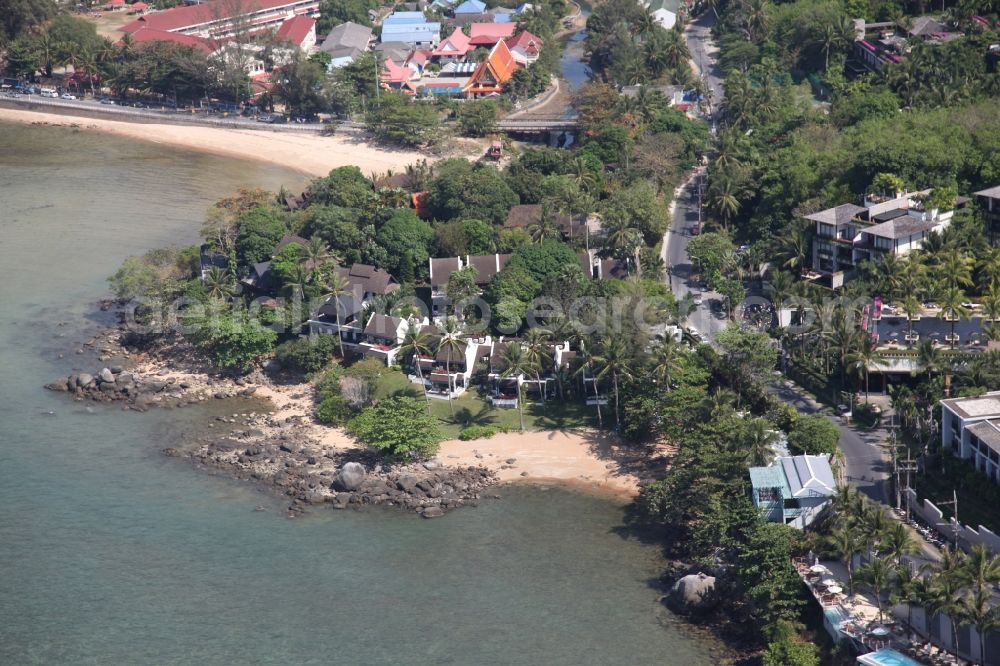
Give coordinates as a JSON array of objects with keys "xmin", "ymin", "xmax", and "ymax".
[
  {"xmin": 870, "ymin": 626, "xmax": 890, "ymax": 637},
  {"xmin": 809, "ymin": 564, "xmax": 828, "ymax": 573},
  {"xmin": 827, "ymin": 585, "xmax": 843, "ymax": 594},
  {"xmin": 821, "ymin": 578, "xmax": 837, "ymax": 586}
]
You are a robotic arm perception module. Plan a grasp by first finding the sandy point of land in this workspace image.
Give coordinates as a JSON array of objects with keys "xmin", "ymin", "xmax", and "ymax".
[
  {"xmin": 438, "ymin": 429, "xmax": 645, "ymax": 498},
  {"xmin": 127, "ymin": 352, "xmax": 648, "ymax": 496},
  {"xmin": 0, "ymin": 107, "xmax": 431, "ymax": 177}
]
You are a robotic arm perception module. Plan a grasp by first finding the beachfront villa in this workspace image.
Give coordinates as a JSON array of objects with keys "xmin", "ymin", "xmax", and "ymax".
[
  {"xmin": 749, "ymin": 455, "xmax": 837, "ymax": 529},
  {"xmin": 940, "ymin": 392, "xmax": 1000, "ymax": 483}
]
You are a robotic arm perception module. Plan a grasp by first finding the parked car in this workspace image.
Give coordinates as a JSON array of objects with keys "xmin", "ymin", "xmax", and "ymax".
[
  {"xmin": 689, "ymin": 225, "xmax": 701, "ymax": 236},
  {"xmin": 99, "ymin": 97, "xmax": 115, "ymax": 104},
  {"xmin": 60, "ymin": 93, "xmax": 76, "ymax": 100},
  {"xmin": 693, "ymin": 293, "xmax": 704, "ymax": 306}
]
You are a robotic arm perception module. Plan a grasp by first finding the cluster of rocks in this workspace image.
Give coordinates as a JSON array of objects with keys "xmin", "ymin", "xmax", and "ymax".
[
  {"xmin": 45, "ymin": 365, "xmax": 260, "ymax": 410},
  {"xmin": 185, "ymin": 427, "xmax": 497, "ymax": 518},
  {"xmin": 45, "ymin": 365, "xmax": 160, "ymax": 407}
]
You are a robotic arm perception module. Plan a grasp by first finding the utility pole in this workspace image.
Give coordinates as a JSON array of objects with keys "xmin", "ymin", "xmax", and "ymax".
[
  {"xmin": 938, "ymin": 491, "xmax": 960, "ymax": 550},
  {"xmin": 899, "ymin": 451, "xmax": 918, "ymax": 522}
]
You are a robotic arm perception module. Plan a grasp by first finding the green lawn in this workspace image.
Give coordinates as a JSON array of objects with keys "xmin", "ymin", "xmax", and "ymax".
[{"xmin": 372, "ymin": 368, "xmax": 596, "ymax": 439}]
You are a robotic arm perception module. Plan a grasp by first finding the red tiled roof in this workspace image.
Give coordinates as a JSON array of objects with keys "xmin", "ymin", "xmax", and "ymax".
[
  {"xmin": 126, "ymin": 27, "xmax": 215, "ymax": 53},
  {"xmin": 380, "ymin": 58, "xmax": 411, "ymax": 84},
  {"xmin": 121, "ymin": 0, "xmax": 316, "ymax": 34},
  {"xmin": 109, "ymin": 0, "xmax": 125, "ymax": 6},
  {"xmin": 276, "ymin": 15, "xmax": 314, "ymax": 46},
  {"xmin": 463, "ymin": 39, "xmax": 516, "ymax": 93},
  {"xmin": 468, "ymin": 22, "xmax": 515, "ymax": 46},
  {"xmin": 431, "ymin": 27, "xmax": 472, "ymax": 56},
  {"xmin": 131, "ymin": 2, "xmax": 149, "ymax": 9},
  {"xmin": 505, "ymin": 30, "xmax": 542, "ymax": 52},
  {"xmin": 408, "ymin": 49, "xmax": 431, "ymax": 66}
]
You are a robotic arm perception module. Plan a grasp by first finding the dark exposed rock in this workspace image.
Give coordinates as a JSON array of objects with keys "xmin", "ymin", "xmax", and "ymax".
[
  {"xmin": 666, "ymin": 573, "xmax": 719, "ymax": 614},
  {"xmin": 333, "ymin": 462, "xmax": 366, "ymax": 491},
  {"xmin": 45, "ymin": 379, "xmax": 71, "ymax": 392}
]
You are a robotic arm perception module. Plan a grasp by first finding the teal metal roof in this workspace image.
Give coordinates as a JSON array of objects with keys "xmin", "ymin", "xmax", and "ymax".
[{"xmin": 749, "ymin": 464, "xmax": 789, "ymax": 495}]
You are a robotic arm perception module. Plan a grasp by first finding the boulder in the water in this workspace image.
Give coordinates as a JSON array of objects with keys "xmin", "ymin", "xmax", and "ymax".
[
  {"xmin": 332, "ymin": 462, "xmax": 366, "ymax": 491},
  {"xmin": 666, "ymin": 573, "xmax": 719, "ymax": 613}
]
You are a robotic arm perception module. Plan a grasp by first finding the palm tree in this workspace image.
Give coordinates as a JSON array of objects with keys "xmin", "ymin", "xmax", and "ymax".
[
  {"xmin": 768, "ymin": 270, "xmax": 794, "ymax": 324},
  {"xmin": 828, "ymin": 525, "xmax": 862, "ymax": 595},
  {"xmin": 569, "ymin": 156, "xmax": 597, "ymax": 193},
  {"xmin": 203, "ymin": 266, "xmax": 233, "ymax": 301},
  {"xmin": 901, "ymin": 295, "xmax": 922, "ymax": 346},
  {"xmin": 285, "ymin": 263, "xmax": 313, "ymax": 300},
  {"xmin": 576, "ymin": 340, "xmax": 604, "ymax": 428},
  {"xmin": 859, "ymin": 556, "xmax": 896, "ymax": 623},
  {"xmin": 321, "ymin": 271, "xmax": 351, "ymax": 359},
  {"xmin": 847, "ymin": 335, "xmax": 880, "ymax": 403},
  {"xmin": 819, "ymin": 19, "xmax": 844, "ymax": 71},
  {"xmin": 602, "ymin": 215, "xmax": 643, "ymax": 270},
  {"xmin": 522, "ymin": 328, "xmax": 552, "ymax": 404},
  {"xmin": 829, "ymin": 484, "xmax": 859, "ymax": 525},
  {"xmin": 779, "ymin": 223, "xmax": 812, "ymax": 277},
  {"xmin": 593, "ymin": 334, "xmax": 633, "ymax": 429},
  {"xmin": 982, "ymin": 286, "xmax": 1000, "ymax": 323},
  {"xmin": 649, "ymin": 337, "xmax": 683, "ymax": 391},
  {"xmin": 960, "ymin": 544, "xmax": 1000, "ymax": 597},
  {"xmin": 959, "ymin": 587, "xmax": 1000, "ymax": 666},
  {"xmin": 930, "ymin": 573, "xmax": 966, "ymax": 662},
  {"xmin": 890, "ymin": 564, "xmax": 922, "ymax": 630},
  {"xmin": 938, "ymin": 249, "xmax": 974, "ymax": 291},
  {"xmin": 978, "ymin": 246, "xmax": 1000, "ymax": 289},
  {"xmin": 499, "ymin": 342, "xmax": 534, "ymax": 432},
  {"xmin": 882, "ymin": 521, "xmax": 919, "ymax": 564},
  {"xmin": 303, "ymin": 237, "xmax": 331, "ymax": 272},
  {"xmin": 707, "ymin": 175, "xmax": 743, "ymax": 229},
  {"xmin": 938, "ymin": 286, "xmax": 971, "ymax": 349},
  {"xmin": 742, "ymin": 417, "xmax": 780, "ymax": 466},
  {"xmin": 528, "ymin": 204, "xmax": 562, "ymax": 243},
  {"xmin": 917, "ymin": 338, "xmax": 943, "ymax": 381},
  {"xmin": 436, "ymin": 316, "xmax": 465, "ymax": 418},
  {"xmin": 398, "ymin": 325, "xmax": 434, "ymax": 412}
]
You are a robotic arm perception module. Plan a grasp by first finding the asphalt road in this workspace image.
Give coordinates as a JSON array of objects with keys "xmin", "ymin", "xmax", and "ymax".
[
  {"xmin": 665, "ymin": 14, "xmax": 892, "ymax": 506},
  {"xmin": 665, "ymin": 171, "xmax": 729, "ymax": 342},
  {"xmin": 686, "ymin": 12, "xmax": 724, "ymax": 125},
  {"xmin": 768, "ymin": 380, "xmax": 890, "ymax": 504}
]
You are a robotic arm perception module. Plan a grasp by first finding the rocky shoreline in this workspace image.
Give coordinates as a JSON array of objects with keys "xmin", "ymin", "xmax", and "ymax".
[{"xmin": 44, "ymin": 322, "xmax": 499, "ymax": 518}]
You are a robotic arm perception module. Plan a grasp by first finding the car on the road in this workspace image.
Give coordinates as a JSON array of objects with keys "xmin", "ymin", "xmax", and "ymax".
[
  {"xmin": 99, "ymin": 97, "xmax": 115, "ymax": 104},
  {"xmin": 693, "ymin": 293, "xmax": 703, "ymax": 306},
  {"xmin": 689, "ymin": 225, "xmax": 701, "ymax": 236},
  {"xmin": 60, "ymin": 93, "xmax": 76, "ymax": 99}
]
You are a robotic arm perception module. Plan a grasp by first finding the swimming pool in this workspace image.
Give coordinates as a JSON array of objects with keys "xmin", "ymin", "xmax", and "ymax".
[{"xmin": 857, "ymin": 648, "xmax": 924, "ymax": 666}]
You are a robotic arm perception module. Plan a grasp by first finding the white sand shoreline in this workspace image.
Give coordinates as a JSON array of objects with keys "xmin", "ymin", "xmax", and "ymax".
[
  {"xmin": 0, "ymin": 106, "xmax": 436, "ymax": 177},
  {"xmin": 132, "ymin": 357, "xmax": 648, "ymax": 498}
]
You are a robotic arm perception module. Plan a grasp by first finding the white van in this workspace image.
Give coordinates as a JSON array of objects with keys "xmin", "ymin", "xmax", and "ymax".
[{"xmin": 39, "ymin": 88, "xmax": 58, "ymax": 98}]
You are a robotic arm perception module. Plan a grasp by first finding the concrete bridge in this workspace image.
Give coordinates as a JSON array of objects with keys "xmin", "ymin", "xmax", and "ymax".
[{"xmin": 496, "ymin": 114, "xmax": 579, "ymax": 133}]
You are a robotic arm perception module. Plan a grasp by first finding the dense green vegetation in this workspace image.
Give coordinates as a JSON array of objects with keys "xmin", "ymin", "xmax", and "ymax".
[{"xmin": 586, "ymin": 0, "xmax": 693, "ymax": 87}]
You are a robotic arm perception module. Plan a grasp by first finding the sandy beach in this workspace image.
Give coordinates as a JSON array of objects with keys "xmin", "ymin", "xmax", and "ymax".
[
  {"xmin": 439, "ymin": 430, "xmax": 647, "ymax": 497},
  {"xmin": 0, "ymin": 106, "xmax": 435, "ymax": 177},
  {"xmin": 128, "ymin": 355, "xmax": 649, "ymax": 497}
]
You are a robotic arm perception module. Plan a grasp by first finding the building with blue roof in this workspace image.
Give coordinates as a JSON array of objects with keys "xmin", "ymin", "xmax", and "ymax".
[
  {"xmin": 749, "ymin": 454, "xmax": 836, "ymax": 529},
  {"xmin": 493, "ymin": 12, "xmax": 512, "ymax": 22},
  {"xmin": 453, "ymin": 0, "xmax": 486, "ymax": 13},
  {"xmin": 381, "ymin": 11, "xmax": 441, "ymax": 46}
]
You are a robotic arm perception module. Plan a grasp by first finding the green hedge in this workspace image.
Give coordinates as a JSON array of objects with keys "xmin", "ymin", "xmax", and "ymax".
[{"xmin": 458, "ymin": 425, "xmax": 502, "ymax": 441}]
